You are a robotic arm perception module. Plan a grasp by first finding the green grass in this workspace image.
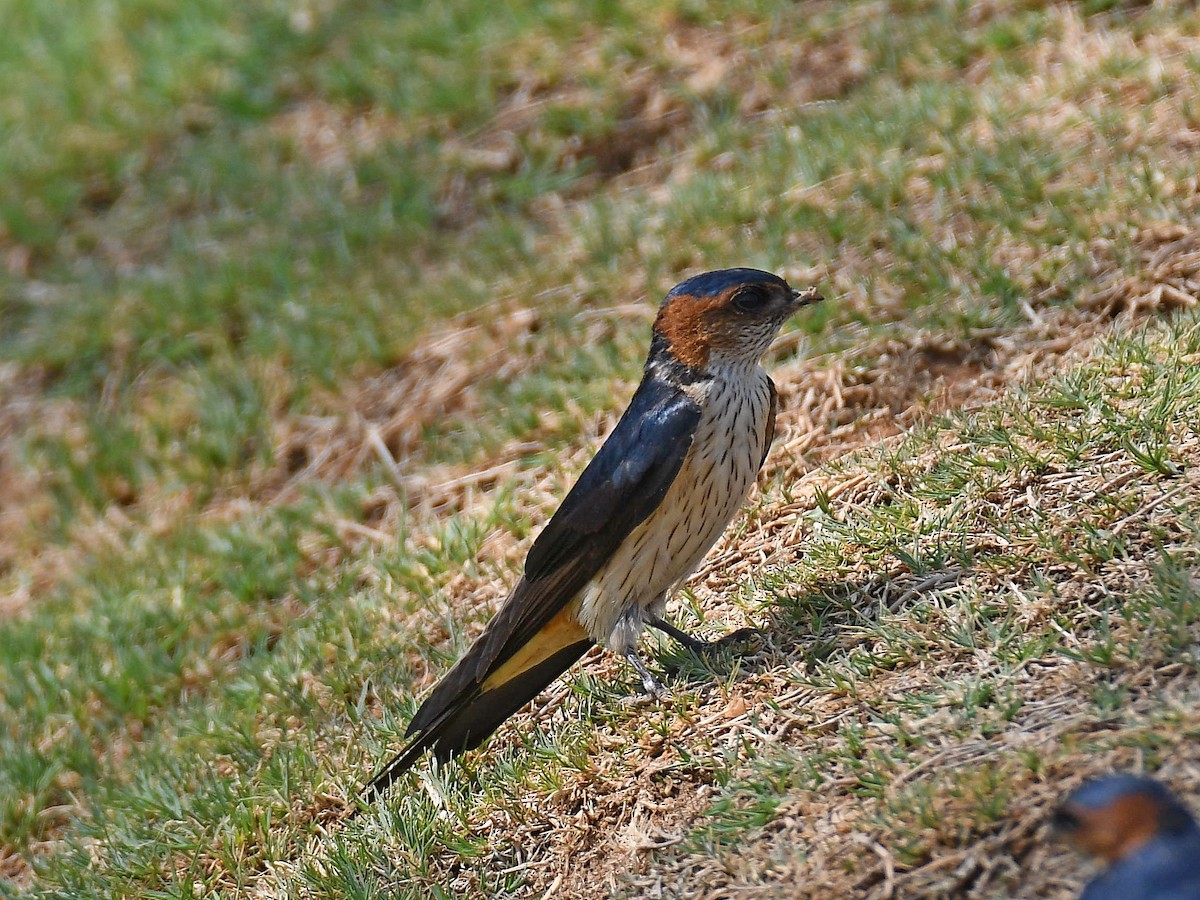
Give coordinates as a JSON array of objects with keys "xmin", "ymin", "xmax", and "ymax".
[
  {"xmin": 688, "ymin": 313, "xmax": 1200, "ymax": 854},
  {"xmin": 3, "ymin": 0, "xmax": 1200, "ymax": 896}
]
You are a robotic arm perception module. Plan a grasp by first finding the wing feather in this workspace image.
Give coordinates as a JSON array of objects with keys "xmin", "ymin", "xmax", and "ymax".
[
  {"xmin": 760, "ymin": 377, "xmax": 778, "ymax": 470},
  {"xmin": 472, "ymin": 375, "xmax": 701, "ymax": 676}
]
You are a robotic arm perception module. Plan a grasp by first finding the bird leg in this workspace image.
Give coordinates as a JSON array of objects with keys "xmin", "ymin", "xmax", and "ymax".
[
  {"xmin": 649, "ymin": 617, "xmax": 763, "ymax": 655},
  {"xmin": 626, "ymin": 620, "xmax": 763, "ymax": 698},
  {"xmin": 624, "ymin": 648, "xmax": 665, "ymax": 697}
]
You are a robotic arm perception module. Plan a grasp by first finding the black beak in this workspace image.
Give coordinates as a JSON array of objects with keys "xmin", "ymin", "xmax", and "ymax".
[{"xmin": 791, "ymin": 287, "xmax": 824, "ymax": 307}]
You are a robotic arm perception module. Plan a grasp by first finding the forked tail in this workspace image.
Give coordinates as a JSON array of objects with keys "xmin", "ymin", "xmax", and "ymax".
[{"xmin": 361, "ymin": 633, "xmax": 592, "ymax": 800}]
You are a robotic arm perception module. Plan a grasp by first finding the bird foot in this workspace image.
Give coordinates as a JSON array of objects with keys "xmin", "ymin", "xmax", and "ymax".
[
  {"xmin": 650, "ymin": 618, "xmax": 765, "ymax": 656},
  {"xmin": 624, "ymin": 649, "xmax": 666, "ymax": 698},
  {"xmin": 707, "ymin": 626, "xmax": 766, "ymax": 651}
]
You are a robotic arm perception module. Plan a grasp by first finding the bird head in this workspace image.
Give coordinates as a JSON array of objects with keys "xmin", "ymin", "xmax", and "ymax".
[
  {"xmin": 650, "ymin": 268, "xmax": 823, "ymax": 373},
  {"xmin": 1052, "ymin": 775, "xmax": 1198, "ymax": 864}
]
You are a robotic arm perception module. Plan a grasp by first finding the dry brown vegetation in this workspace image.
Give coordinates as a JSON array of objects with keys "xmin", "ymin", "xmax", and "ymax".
[
  {"xmin": 6, "ymin": 2, "xmax": 1200, "ymax": 898},
  {"xmin": 274, "ymin": 262, "xmax": 1200, "ymax": 900},
  {"xmin": 359, "ymin": 308, "xmax": 1191, "ymax": 900}
]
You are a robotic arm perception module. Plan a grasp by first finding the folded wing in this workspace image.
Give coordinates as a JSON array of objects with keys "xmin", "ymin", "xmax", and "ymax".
[{"xmin": 362, "ymin": 375, "xmax": 701, "ymax": 798}]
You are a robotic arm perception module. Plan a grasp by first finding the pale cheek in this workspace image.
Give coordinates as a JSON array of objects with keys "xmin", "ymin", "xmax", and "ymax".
[{"xmin": 708, "ymin": 319, "xmax": 782, "ymax": 364}]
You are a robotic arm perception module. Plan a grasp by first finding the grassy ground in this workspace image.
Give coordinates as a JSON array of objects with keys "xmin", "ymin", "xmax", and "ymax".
[{"xmin": 2, "ymin": 0, "xmax": 1200, "ymax": 896}]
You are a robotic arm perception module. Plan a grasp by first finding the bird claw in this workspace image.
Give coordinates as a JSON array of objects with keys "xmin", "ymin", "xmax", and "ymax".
[
  {"xmin": 639, "ymin": 673, "xmax": 666, "ymax": 698},
  {"xmin": 623, "ymin": 625, "xmax": 764, "ymax": 699},
  {"xmin": 650, "ymin": 617, "xmax": 765, "ymax": 656},
  {"xmin": 707, "ymin": 626, "xmax": 766, "ymax": 651},
  {"xmin": 624, "ymin": 649, "xmax": 667, "ymax": 698}
]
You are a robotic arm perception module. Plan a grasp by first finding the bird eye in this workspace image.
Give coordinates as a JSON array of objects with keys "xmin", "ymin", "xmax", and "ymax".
[
  {"xmin": 1051, "ymin": 808, "xmax": 1082, "ymax": 832},
  {"xmin": 732, "ymin": 287, "xmax": 768, "ymax": 313}
]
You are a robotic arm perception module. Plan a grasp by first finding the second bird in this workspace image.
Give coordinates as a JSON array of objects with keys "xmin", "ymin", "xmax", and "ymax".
[{"xmin": 364, "ymin": 268, "xmax": 823, "ymax": 799}]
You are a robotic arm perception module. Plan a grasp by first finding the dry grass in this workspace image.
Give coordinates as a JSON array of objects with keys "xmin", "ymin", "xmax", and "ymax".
[
  {"xmin": 0, "ymin": 365, "xmax": 76, "ymax": 618},
  {"xmin": 433, "ymin": 4, "xmax": 870, "ymax": 227},
  {"xmin": 5, "ymin": 2, "xmax": 1200, "ymax": 898},
  {"xmin": 415, "ymin": 312, "xmax": 1174, "ymax": 899},
  {"xmin": 298, "ymin": 285, "xmax": 1196, "ymax": 900}
]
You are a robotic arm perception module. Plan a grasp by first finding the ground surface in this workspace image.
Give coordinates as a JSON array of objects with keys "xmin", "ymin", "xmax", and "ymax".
[{"xmin": 2, "ymin": 1, "xmax": 1200, "ymax": 897}]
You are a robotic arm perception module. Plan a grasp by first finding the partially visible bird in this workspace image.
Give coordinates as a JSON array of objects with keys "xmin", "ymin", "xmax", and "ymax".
[
  {"xmin": 1053, "ymin": 774, "xmax": 1200, "ymax": 899},
  {"xmin": 362, "ymin": 268, "xmax": 823, "ymax": 800}
]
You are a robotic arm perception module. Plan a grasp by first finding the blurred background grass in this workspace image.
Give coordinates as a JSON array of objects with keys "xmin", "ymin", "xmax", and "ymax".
[{"xmin": 2, "ymin": 0, "xmax": 1199, "ymax": 896}]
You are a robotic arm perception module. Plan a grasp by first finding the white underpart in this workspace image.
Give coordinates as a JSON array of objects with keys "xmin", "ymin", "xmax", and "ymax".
[{"xmin": 577, "ymin": 359, "xmax": 774, "ymax": 653}]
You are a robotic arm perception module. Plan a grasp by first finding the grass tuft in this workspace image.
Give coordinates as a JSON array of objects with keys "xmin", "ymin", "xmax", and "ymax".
[{"xmin": 3, "ymin": 1, "xmax": 1200, "ymax": 898}]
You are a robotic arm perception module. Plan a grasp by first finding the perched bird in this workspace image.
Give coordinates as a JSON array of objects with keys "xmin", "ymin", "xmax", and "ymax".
[
  {"xmin": 362, "ymin": 268, "xmax": 823, "ymax": 799},
  {"xmin": 1053, "ymin": 774, "xmax": 1200, "ymax": 899}
]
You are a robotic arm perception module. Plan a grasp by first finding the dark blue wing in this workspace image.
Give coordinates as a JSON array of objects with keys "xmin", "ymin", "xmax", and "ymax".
[
  {"xmin": 473, "ymin": 374, "xmax": 701, "ymax": 673},
  {"xmin": 525, "ymin": 375, "xmax": 701, "ymax": 579},
  {"xmin": 761, "ymin": 377, "xmax": 777, "ymax": 470}
]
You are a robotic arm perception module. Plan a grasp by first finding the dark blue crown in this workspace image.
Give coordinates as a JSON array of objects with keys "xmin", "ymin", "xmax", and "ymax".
[
  {"xmin": 665, "ymin": 268, "xmax": 789, "ymax": 300},
  {"xmin": 1070, "ymin": 775, "xmax": 1179, "ymax": 812}
]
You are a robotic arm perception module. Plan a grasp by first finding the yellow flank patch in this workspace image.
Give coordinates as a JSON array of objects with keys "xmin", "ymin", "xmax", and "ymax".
[{"xmin": 481, "ymin": 604, "xmax": 588, "ymax": 691}]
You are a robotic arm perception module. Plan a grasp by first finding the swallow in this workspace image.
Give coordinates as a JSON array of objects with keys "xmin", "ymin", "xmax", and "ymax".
[
  {"xmin": 1053, "ymin": 774, "xmax": 1200, "ymax": 899},
  {"xmin": 362, "ymin": 268, "xmax": 823, "ymax": 800}
]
